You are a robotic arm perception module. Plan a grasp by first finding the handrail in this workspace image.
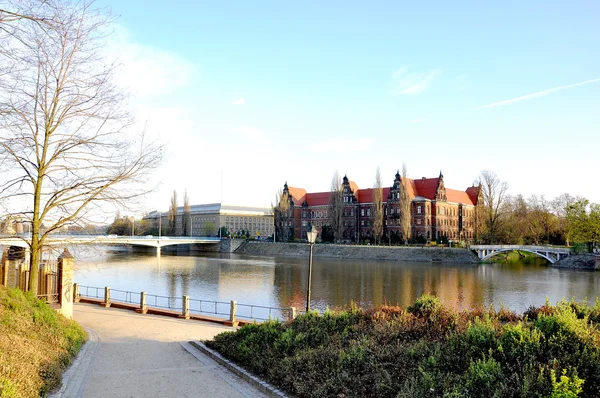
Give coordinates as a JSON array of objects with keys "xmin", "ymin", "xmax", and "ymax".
[{"xmin": 76, "ymin": 284, "xmax": 296, "ymax": 323}]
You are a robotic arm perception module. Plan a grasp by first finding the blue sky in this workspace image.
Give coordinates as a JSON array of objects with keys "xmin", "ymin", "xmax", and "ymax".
[{"xmin": 99, "ymin": 1, "xmax": 600, "ymax": 213}]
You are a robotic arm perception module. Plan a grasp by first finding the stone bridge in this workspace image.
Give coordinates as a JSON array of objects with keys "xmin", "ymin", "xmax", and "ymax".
[{"xmin": 470, "ymin": 245, "xmax": 571, "ymax": 264}]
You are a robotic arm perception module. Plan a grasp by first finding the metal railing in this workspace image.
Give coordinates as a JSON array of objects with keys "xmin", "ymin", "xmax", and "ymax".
[
  {"xmin": 111, "ymin": 289, "xmax": 142, "ymax": 306},
  {"xmin": 75, "ymin": 284, "xmax": 297, "ymax": 323}
]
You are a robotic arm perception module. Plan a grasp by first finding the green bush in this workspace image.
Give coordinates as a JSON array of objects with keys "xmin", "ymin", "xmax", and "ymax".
[
  {"xmin": 550, "ymin": 369, "xmax": 585, "ymax": 398},
  {"xmin": 208, "ymin": 294, "xmax": 600, "ymax": 398}
]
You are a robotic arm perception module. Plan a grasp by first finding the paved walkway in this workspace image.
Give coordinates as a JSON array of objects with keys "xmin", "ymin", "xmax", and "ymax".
[{"xmin": 52, "ymin": 303, "xmax": 267, "ymax": 398}]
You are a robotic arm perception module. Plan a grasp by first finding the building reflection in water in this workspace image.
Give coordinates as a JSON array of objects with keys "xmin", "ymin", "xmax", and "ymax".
[{"xmin": 74, "ymin": 249, "xmax": 600, "ymax": 314}]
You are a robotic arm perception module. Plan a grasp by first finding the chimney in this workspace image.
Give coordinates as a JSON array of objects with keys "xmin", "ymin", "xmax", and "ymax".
[{"xmin": 421, "ymin": 177, "xmax": 426, "ymax": 182}]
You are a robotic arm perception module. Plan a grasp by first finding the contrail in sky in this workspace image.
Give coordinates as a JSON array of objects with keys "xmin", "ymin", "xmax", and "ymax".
[{"xmin": 480, "ymin": 78, "xmax": 600, "ymax": 109}]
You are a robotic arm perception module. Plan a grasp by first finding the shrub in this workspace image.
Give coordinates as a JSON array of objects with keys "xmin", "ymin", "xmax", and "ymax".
[
  {"xmin": 464, "ymin": 357, "xmax": 503, "ymax": 397},
  {"xmin": 550, "ymin": 369, "xmax": 585, "ymax": 398},
  {"xmin": 207, "ymin": 296, "xmax": 600, "ymax": 398},
  {"xmin": 407, "ymin": 294, "xmax": 442, "ymax": 318}
]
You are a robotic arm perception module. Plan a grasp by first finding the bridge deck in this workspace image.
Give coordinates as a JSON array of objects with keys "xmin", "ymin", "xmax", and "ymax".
[{"xmin": 0, "ymin": 235, "xmax": 221, "ymax": 249}]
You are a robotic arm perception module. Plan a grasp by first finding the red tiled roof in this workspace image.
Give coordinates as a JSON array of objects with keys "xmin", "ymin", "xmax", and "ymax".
[
  {"xmin": 446, "ymin": 188, "xmax": 474, "ymax": 205},
  {"xmin": 288, "ymin": 187, "xmax": 306, "ymax": 206},
  {"xmin": 305, "ymin": 192, "xmax": 330, "ymax": 206},
  {"xmin": 412, "ymin": 177, "xmax": 440, "ymax": 200},
  {"xmin": 405, "ymin": 179, "xmax": 417, "ymax": 199},
  {"xmin": 466, "ymin": 186, "xmax": 480, "ymax": 205},
  {"xmin": 286, "ymin": 176, "xmax": 477, "ymax": 207},
  {"xmin": 357, "ymin": 188, "xmax": 391, "ymax": 203}
]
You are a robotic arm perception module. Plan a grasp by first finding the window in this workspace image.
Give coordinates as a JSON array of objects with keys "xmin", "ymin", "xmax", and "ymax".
[
  {"xmin": 417, "ymin": 206, "xmax": 421, "ymax": 214},
  {"xmin": 361, "ymin": 209, "xmax": 365, "ymax": 217},
  {"xmin": 367, "ymin": 209, "xmax": 371, "ymax": 216},
  {"xmin": 361, "ymin": 220, "xmax": 365, "ymax": 226},
  {"xmin": 417, "ymin": 219, "xmax": 421, "ymax": 225}
]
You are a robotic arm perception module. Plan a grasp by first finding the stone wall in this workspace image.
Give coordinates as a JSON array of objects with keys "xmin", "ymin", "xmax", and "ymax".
[
  {"xmin": 219, "ymin": 239, "xmax": 247, "ymax": 253},
  {"xmin": 235, "ymin": 241, "xmax": 480, "ymax": 264},
  {"xmin": 551, "ymin": 254, "xmax": 600, "ymax": 270}
]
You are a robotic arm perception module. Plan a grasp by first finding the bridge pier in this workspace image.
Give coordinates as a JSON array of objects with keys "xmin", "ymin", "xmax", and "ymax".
[{"xmin": 156, "ymin": 246, "xmax": 161, "ymax": 256}]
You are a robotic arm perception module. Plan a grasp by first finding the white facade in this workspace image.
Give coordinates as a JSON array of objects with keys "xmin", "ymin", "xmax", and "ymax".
[{"xmin": 144, "ymin": 203, "xmax": 274, "ymax": 238}]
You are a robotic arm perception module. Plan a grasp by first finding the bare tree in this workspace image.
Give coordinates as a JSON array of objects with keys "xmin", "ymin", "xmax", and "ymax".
[
  {"xmin": 372, "ymin": 167, "xmax": 383, "ymax": 245},
  {"xmin": 168, "ymin": 190, "xmax": 178, "ymax": 236},
  {"xmin": 328, "ymin": 170, "xmax": 344, "ymax": 243},
  {"xmin": 182, "ymin": 189, "xmax": 191, "ymax": 236},
  {"xmin": 0, "ymin": 1, "xmax": 54, "ymax": 23},
  {"xmin": 0, "ymin": 1, "xmax": 162, "ymax": 293},
  {"xmin": 477, "ymin": 170, "xmax": 509, "ymax": 244},
  {"xmin": 273, "ymin": 188, "xmax": 291, "ymax": 241},
  {"xmin": 0, "ymin": 1, "xmax": 54, "ymax": 49},
  {"xmin": 399, "ymin": 163, "xmax": 411, "ymax": 243}
]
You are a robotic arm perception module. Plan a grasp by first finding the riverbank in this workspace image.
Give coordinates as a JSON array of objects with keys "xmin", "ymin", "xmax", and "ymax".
[
  {"xmin": 0, "ymin": 287, "xmax": 86, "ymax": 397},
  {"xmin": 553, "ymin": 253, "xmax": 600, "ymax": 270},
  {"xmin": 234, "ymin": 241, "xmax": 480, "ymax": 263}
]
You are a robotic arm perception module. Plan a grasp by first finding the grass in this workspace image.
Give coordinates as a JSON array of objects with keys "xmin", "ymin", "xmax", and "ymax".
[
  {"xmin": 207, "ymin": 295, "xmax": 600, "ymax": 397},
  {"xmin": 0, "ymin": 287, "xmax": 86, "ymax": 398}
]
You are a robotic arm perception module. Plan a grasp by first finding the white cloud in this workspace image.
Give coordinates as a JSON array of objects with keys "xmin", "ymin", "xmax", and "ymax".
[
  {"xmin": 240, "ymin": 125, "xmax": 270, "ymax": 144},
  {"xmin": 392, "ymin": 67, "xmax": 441, "ymax": 95},
  {"xmin": 105, "ymin": 26, "xmax": 196, "ymax": 97},
  {"xmin": 311, "ymin": 138, "xmax": 374, "ymax": 153},
  {"xmin": 480, "ymin": 78, "xmax": 600, "ymax": 109},
  {"xmin": 232, "ymin": 97, "xmax": 246, "ymax": 105}
]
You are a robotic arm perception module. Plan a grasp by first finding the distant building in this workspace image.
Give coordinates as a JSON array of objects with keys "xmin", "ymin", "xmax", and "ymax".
[
  {"xmin": 144, "ymin": 203, "xmax": 274, "ymax": 238},
  {"xmin": 276, "ymin": 171, "xmax": 482, "ymax": 243}
]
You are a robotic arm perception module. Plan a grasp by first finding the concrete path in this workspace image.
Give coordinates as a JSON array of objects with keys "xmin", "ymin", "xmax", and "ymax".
[{"xmin": 54, "ymin": 303, "xmax": 268, "ymax": 398}]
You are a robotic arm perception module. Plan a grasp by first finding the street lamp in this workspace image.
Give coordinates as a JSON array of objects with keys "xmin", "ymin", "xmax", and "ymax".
[{"xmin": 305, "ymin": 225, "xmax": 318, "ymax": 313}]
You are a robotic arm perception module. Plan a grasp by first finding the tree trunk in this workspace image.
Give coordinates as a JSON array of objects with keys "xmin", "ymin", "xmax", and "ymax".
[{"xmin": 28, "ymin": 234, "xmax": 40, "ymax": 294}]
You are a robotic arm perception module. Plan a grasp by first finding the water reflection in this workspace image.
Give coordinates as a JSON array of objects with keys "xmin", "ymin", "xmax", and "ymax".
[{"xmin": 73, "ymin": 248, "xmax": 600, "ymax": 314}]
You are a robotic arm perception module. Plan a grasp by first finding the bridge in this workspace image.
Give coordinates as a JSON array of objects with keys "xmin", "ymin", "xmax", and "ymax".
[
  {"xmin": 0, "ymin": 235, "xmax": 221, "ymax": 254},
  {"xmin": 470, "ymin": 245, "xmax": 571, "ymax": 264}
]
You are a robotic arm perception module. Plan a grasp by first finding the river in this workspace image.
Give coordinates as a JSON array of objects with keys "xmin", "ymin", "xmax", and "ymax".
[{"xmin": 71, "ymin": 247, "xmax": 600, "ymax": 318}]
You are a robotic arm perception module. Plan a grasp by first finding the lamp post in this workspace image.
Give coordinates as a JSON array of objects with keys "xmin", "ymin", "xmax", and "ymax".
[{"xmin": 305, "ymin": 225, "xmax": 318, "ymax": 313}]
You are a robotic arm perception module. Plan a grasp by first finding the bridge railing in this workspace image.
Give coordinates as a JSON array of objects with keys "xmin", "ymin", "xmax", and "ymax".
[
  {"xmin": 75, "ymin": 284, "xmax": 297, "ymax": 323},
  {"xmin": 470, "ymin": 245, "xmax": 572, "ymax": 252}
]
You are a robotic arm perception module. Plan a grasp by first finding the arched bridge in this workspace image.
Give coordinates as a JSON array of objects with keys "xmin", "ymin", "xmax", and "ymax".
[
  {"xmin": 470, "ymin": 245, "xmax": 571, "ymax": 264},
  {"xmin": 0, "ymin": 235, "xmax": 221, "ymax": 254}
]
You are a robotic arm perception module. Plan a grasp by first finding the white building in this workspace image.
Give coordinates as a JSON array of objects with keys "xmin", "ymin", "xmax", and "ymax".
[{"xmin": 144, "ymin": 203, "xmax": 274, "ymax": 238}]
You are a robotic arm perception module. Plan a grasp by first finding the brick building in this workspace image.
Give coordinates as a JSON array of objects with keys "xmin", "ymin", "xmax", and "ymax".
[{"xmin": 276, "ymin": 171, "xmax": 481, "ymax": 243}]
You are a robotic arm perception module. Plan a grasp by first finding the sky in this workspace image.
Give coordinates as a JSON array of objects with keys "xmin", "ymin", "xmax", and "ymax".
[{"xmin": 98, "ymin": 1, "xmax": 600, "ymax": 215}]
